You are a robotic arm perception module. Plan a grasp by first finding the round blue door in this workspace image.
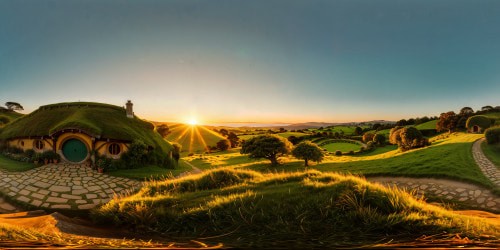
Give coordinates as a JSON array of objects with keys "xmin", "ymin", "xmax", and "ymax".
[{"xmin": 62, "ymin": 139, "xmax": 88, "ymax": 162}]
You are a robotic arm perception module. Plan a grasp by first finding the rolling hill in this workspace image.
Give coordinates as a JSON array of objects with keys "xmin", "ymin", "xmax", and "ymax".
[{"xmin": 164, "ymin": 123, "xmax": 226, "ymax": 153}]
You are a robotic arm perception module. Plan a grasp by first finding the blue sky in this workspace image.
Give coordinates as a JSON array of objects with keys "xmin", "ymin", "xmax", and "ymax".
[{"xmin": 1, "ymin": 0, "xmax": 499, "ymax": 123}]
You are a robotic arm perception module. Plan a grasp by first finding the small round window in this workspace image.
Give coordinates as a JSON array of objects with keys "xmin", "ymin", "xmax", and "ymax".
[
  {"xmin": 34, "ymin": 140, "xmax": 44, "ymax": 150},
  {"xmin": 20, "ymin": 141, "xmax": 25, "ymax": 147},
  {"xmin": 108, "ymin": 143, "xmax": 121, "ymax": 155}
]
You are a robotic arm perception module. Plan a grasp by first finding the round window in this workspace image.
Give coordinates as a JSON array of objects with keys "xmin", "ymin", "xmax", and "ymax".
[
  {"xmin": 34, "ymin": 140, "xmax": 44, "ymax": 150},
  {"xmin": 20, "ymin": 141, "xmax": 24, "ymax": 147},
  {"xmin": 108, "ymin": 143, "xmax": 121, "ymax": 155}
]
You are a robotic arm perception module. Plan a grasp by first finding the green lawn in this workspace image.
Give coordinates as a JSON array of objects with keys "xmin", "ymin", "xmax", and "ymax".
[
  {"xmin": 0, "ymin": 154, "xmax": 35, "ymax": 172},
  {"xmin": 106, "ymin": 160, "xmax": 193, "ymax": 180},
  {"xmin": 243, "ymin": 133, "xmax": 492, "ymax": 188},
  {"xmin": 322, "ymin": 142, "xmax": 361, "ymax": 152},
  {"xmin": 481, "ymin": 142, "xmax": 500, "ymax": 169},
  {"xmin": 415, "ymin": 120, "xmax": 437, "ymax": 130}
]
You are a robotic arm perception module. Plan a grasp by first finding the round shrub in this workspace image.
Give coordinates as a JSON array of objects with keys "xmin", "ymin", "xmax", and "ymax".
[
  {"xmin": 372, "ymin": 134, "xmax": 386, "ymax": 146},
  {"xmin": 366, "ymin": 141, "xmax": 375, "ymax": 149},
  {"xmin": 485, "ymin": 126, "xmax": 500, "ymax": 144},
  {"xmin": 334, "ymin": 150, "xmax": 342, "ymax": 156},
  {"xmin": 389, "ymin": 126, "xmax": 428, "ymax": 151},
  {"xmin": 362, "ymin": 132, "xmax": 375, "ymax": 143},
  {"xmin": 466, "ymin": 115, "xmax": 492, "ymax": 131}
]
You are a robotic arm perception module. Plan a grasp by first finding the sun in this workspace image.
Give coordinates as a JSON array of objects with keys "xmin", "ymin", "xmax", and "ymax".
[{"xmin": 187, "ymin": 118, "xmax": 198, "ymax": 126}]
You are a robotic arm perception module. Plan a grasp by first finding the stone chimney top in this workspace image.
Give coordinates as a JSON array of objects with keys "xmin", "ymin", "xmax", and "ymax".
[{"xmin": 126, "ymin": 100, "xmax": 134, "ymax": 118}]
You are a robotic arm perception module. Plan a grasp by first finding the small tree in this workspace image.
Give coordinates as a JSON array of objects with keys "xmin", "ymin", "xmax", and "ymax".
[
  {"xmin": 362, "ymin": 132, "xmax": 375, "ymax": 143},
  {"xmin": 227, "ymin": 132, "xmax": 240, "ymax": 148},
  {"xmin": 287, "ymin": 135, "xmax": 301, "ymax": 145},
  {"xmin": 240, "ymin": 134, "xmax": 292, "ymax": 165},
  {"xmin": 481, "ymin": 106, "xmax": 494, "ymax": 112},
  {"xmin": 372, "ymin": 133, "xmax": 386, "ymax": 146},
  {"xmin": 292, "ymin": 141, "xmax": 324, "ymax": 166},
  {"xmin": 216, "ymin": 139, "xmax": 231, "ymax": 151},
  {"xmin": 459, "ymin": 107, "xmax": 474, "ymax": 115},
  {"xmin": 172, "ymin": 143, "xmax": 181, "ymax": 163},
  {"xmin": 436, "ymin": 111, "xmax": 458, "ymax": 133},
  {"xmin": 354, "ymin": 126, "xmax": 363, "ymax": 136},
  {"xmin": 484, "ymin": 126, "xmax": 500, "ymax": 144},
  {"xmin": 389, "ymin": 127, "xmax": 428, "ymax": 151},
  {"xmin": 219, "ymin": 129, "xmax": 229, "ymax": 137},
  {"xmin": 5, "ymin": 102, "xmax": 23, "ymax": 111},
  {"xmin": 156, "ymin": 124, "xmax": 170, "ymax": 138}
]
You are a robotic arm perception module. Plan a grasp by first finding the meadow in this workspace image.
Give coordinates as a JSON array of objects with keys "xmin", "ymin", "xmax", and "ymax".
[{"xmin": 164, "ymin": 123, "xmax": 226, "ymax": 154}]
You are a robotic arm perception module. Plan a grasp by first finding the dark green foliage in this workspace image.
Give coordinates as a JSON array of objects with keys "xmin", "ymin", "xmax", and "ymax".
[
  {"xmin": 227, "ymin": 132, "xmax": 240, "ymax": 147},
  {"xmin": 241, "ymin": 134, "xmax": 292, "ymax": 165},
  {"xmin": 466, "ymin": 115, "xmax": 492, "ymax": 131},
  {"xmin": 172, "ymin": 143, "xmax": 181, "ymax": 162},
  {"xmin": 485, "ymin": 126, "xmax": 500, "ymax": 144},
  {"xmin": 155, "ymin": 124, "xmax": 170, "ymax": 138},
  {"xmin": 362, "ymin": 132, "xmax": 374, "ymax": 143},
  {"xmin": 121, "ymin": 140, "xmax": 148, "ymax": 169},
  {"xmin": 216, "ymin": 139, "xmax": 230, "ymax": 151},
  {"xmin": 372, "ymin": 133, "xmax": 386, "ymax": 146},
  {"xmin": 5, "ymin": 102, "xmax": 23, "ymax": 111},
  {"xmin": 41, "ymin": 151, "xmax": 59, "ymax": 161},
  {"xmin": 0, "ymin": 116, "xmax": 9, "ymax": 125},
  {"xmin": 354, "ymin": 126, "xmax": 363, "ymax": 135},
  {"xmin": 24, "ymin": 149, "xmax": 35, "ymax": 159},
  {"xmin": 287, "ymin": 135, "xmax": 301, "ymax": 145},
  {"xmin": 437, "ymin": 111, "xmax": 458, "ymax": 133},
  {"xmin": 334, "ymin": 150, "xmax": 342, "ymax": 156},
  {"xmin": 291, "ymin": 141, "xmax": 324, "ymax": 166},
  {"xmin": 389, "ymin": 127, "xmax": 428, "ymax": 151}
]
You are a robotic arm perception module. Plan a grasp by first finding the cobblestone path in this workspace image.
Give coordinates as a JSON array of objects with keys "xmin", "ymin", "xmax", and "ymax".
[
  {"xmin": 472, "ymin": 138, "xmax": 500, "ymax": 186},
  {"xmin": 368, "ymin": 176, "xmax": 500, "ymax": 212},
  {"xmin": 0, "ymin": 164, "xmax": 141, "ymax": 210}
]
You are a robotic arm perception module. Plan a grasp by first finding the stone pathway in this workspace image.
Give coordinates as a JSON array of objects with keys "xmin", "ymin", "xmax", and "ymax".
[
  {"xmin": 368, "ymin": 176, "xmax": 500, "ymax": 212},
  {"xmin": 472, "ymin": 138, "xmax": 500, "ymax": 186},
  {"xmin": 0, "ymin": 164, "xmax": 141, "ymax": 210}
]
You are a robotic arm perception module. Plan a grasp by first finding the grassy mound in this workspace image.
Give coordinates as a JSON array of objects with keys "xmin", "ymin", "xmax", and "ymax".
[
  {"xmin": 92, "ymin": 168, "xmax": 499, "ymax": 248},
  {"xmin": 322, "ymin": 142, "xmax": 362, "ymax": 153},
  {"xmin": 0, "ymin": 110, "xmax": 23, "ymax": 127},
  {"xmin": 0, "ymin": 102, "xmax": 172, "ymax": 154}
]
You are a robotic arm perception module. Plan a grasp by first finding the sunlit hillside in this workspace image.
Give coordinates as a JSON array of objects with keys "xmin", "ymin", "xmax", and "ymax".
[
  {"xmin": 93, "ymin": 168, "xmax": 500, "ymax": 248},
  {"xmin": 164, "ymin": 123, "xmax": 226, "ymax": 153}
]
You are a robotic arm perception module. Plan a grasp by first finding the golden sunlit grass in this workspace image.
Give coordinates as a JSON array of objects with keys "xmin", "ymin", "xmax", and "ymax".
[
  {"xmin": 165, "ymin": 123, "xmax": 226, "ymax": 153},
  {"xmin": 92, "ymin": 168, "xmax": 499, "ymax": 248}
]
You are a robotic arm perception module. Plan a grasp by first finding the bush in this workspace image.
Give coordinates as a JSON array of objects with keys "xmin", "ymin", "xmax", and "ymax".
[
  {"xmin": 24, "ymin": 149, "xmax": 35, "ymax": 159},
  {"xmin": 120, "ymin": 140, "xmax": 148, "ymax": 169},
  {"xmin": 216, "ymin": 139, "xmax": 230, "ymax": 151},
  {"xmin": 389, "ymin": 126, "xmax": 428, "ymax": 151},
  {"xmin": 362, "ymin": 133, "xmax": 375, "ymax": 143},
  {"xmin": 346, "ymin": 150, "xmax": 354, "ymax": 155},
  {"xmin": 366, "ymin": 141, "xmax": 375, "ymax": 149},
  {"xmin": 485, "ymin": 126, "xmax": 500, "ymax": 144},
  {"xmin": 334, "ymin": 150, "xmax": 342, "ymax": 156},
  {"xmin": 372, "ymin": 134, "xmax": 386, "ymax": 146}
]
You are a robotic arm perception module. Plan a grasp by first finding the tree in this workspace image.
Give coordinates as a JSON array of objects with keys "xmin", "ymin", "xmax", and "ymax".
[
  {"xmin": 396, "ymin": 119, "xmax": 407, "ymax": 126},
  {"xmin": 172, "ymin": 143, "xmax": 182, "ymax": 163},
  {"xmin": 216, "ymin": 139, "xmax": 231, "ymax": 151},
  {"xmin": 156, "ymin": 124, "xmax": 170, "ymax": 138},
  {"xmin": 372, "ymin": 133, "xmax": 386, "ymax": 146},
  {"xmin": 436, "ymin": 111, "xmax": 458, "ymax": 133},
  {"xmin": 219, "ymin": 129, "xmax": 229, "ymax": 137},
  {"xmin": 227, "ymin": 132, "xmax": 240, "ymax": 148},
  {"xmin": 5, "ymin": 102, "xmax": 23, "ymax": 111},
  {"xmin": 279, "ymin": 127, "xmax": 287, "ymax": 133},
  {"xmin": 389, "ymin": 127, "xmax": 428, "ymax": 151},
  {"xmin": 481, "ymin": 106, "xmax": 493, "ymax": 112},
  {"xmin": 362, "ymin": 132, "xmax": 375, "ymax": 143},
  {"xmin": 291, "ymin": 141, "xmax": 324, "ymax": 166},
  {"xmin": 240, "ymin": 134, "xmax": 292, "ymax": 165},
  {"xmin": 354, "ymin": 126, "xmax": 363, "ymax": 136},
  {"xmin": 287, "ymin": 135, "xmax": 301, "ymax": 145},
  {"xmin": 459, "ymin": 107, "xmax": 474, "ymax": 115},
  {"xmin": 372, "ymin": 123, "xmax": 382, "ymax": 131}
]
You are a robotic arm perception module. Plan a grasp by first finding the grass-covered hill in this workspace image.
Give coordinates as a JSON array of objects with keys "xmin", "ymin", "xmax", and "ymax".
[
  {"xmin": 93, "ymin": 168, "xmax": 499, "ymax": 248},
  {"xmin": 0, "ymin": 110, "xmax": 23, "ymax": 126},
  {"xmin": 0, "ymin": 102, "xmax": 172, "ymax": 153},
  {"xmin": 164, "ymin": 123, "xmax": 226, "ymax": 153}
]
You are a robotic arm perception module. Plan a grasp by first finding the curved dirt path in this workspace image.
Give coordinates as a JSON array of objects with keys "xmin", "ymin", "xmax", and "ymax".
[
  {"xmin": 367, "ymin": 176, "xmax": 499, "ymax": 212},
  {"xmin": 177, "ymin": 160, "xmax": 203, "ymax": 178},
  {"xmin": 472, "ymin": 138, "xmax": 500, "ymax": 186}
]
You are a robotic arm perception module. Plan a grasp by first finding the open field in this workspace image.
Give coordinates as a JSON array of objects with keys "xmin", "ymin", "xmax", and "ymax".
[
  {"xmin": 164, "ymin": 124, "xmax": 226, "ymax": 153},
  {"xmin": 308, "ymin": 125, "xmax": 370, "ymax": 135},
  {"xmin": 92, "ymin": 168, "xmax": 500, "ymax": 248},
  {"xmin": 238, "ymin": 131, "xmax": 309, "ymax": 141},
  {"xmin": 322, "ymin": 142, "xmax": 362, "ymax": 152},
  {"xmin": 415, "ymin": 120, "xmax": 438, "ymax": 130}
]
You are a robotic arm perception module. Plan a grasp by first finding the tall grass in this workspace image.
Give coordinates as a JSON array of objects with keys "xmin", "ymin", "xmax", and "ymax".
[{"xmin": 92, "ymin": 168, "xmax": 499, "ymax": 248}]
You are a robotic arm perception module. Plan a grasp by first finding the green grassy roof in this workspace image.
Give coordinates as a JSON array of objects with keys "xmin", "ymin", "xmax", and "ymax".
[{"xmin": 0, "ymin": 102, "xmax": 172, "ymax": 152}]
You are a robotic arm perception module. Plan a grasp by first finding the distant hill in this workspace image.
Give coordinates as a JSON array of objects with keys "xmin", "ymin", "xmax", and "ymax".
[
  {"xmin": 0, "ymin": 109, "xmax": 23, "ymax": 126},
  {"xmin": 285, "ymin": 120, "xmax": 395, "ymax": 130}
]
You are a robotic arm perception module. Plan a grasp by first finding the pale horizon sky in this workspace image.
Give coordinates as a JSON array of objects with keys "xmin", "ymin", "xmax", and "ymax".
[{"xmin": 1, "ymin": 0, "xmax": 499, "ymax": 124}]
